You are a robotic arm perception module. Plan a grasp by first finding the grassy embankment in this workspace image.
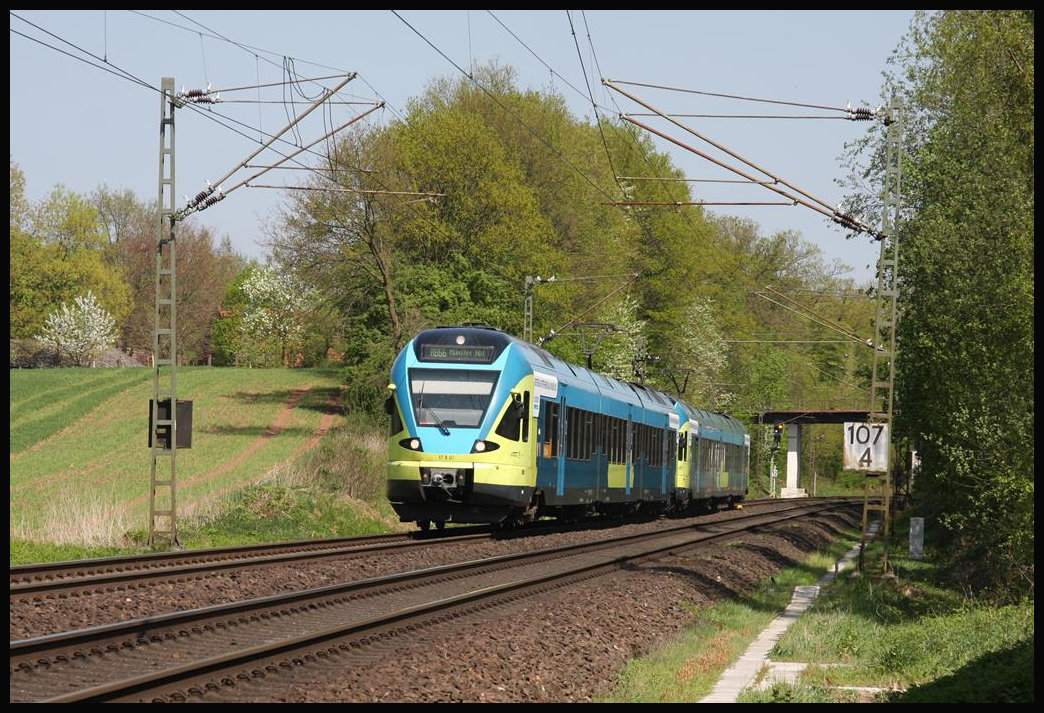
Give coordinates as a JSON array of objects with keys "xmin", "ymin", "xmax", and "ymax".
[
  {"xmin": 603, "ymin": 518, "xmax": 1033, "ymax": 703},
  {"xmin": 10, "ymin": 367, "xmax": 402, "ymax": 564}
]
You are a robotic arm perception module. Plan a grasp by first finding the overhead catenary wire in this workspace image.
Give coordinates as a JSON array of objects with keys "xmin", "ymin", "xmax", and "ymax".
[
  {"xmin": 181, "ymin": 73, "xmax": 358, "ymax": 213},
  {"xmin": 753, "ymin": 290, "xmax": 871, "ymax": 348},
  {"xmin": 537, "ymin": 276, "xmax": 638, "ymax": 347},
  {"xmin": 11, "ymin": 14, "xmax": 155, "ymax": 93},
  {"xmin": 801, "ymin": 360, "xmax": 870, "ymax": 396},
  {"xmin": 391, "ymin": 11, "xmax": 625, "ymax": 211},
  {"xmin": 244, "ymin": 164, "xmax": 374, "ymax": 173},
  {"xmin": 129, "ymin": 11, "xmax": 375, "ymax": 106},
  {"xmin": 391, "ymin": 9, "xmax": 686, "ymax": 318},
  {"xmin": 187, "ymin": 101, "xmax": 382, "ymax": 216},
  {"xmin": 604, "ymin": 79, "xmax": 881, "ymax": 238},
  {"xmin": 486, "ymin": 10, "xmax": 604, "ymax": 110},
  {"xmin": 619, "ymin": 176, "xmax": 773, "ymax": 184},
  {"xmin": 248, "ymin": 184, "xmax": 444, "ymax": 198},
  {"xmin": 14, "ymin": 10, "xmax": 472, "ymax": 281},
  {"xmin": 566, "ymin": 10, "xmax": 680, "ymax": 277},
  {"xmin": 211, "ymin": 74, "xmax": 353, "ymax": 94},
  {"xmin": 579, "ymin": 15, "xmax": 734, "ymax": 281},
  {"xmin": 149, "ymin": 10, "xmax": 480, "ymax": 280},
  {"xmin": 620, "ymin": 112, "xmax": 876, "ymax": 238},
  {"xmin": 760, "ymin": 284, "xmax": 873, "ymax": 344},
  {"xmin": 627, "ymin": 113, "xmax": 862, "ymax": 120},
  {"xmin": 608, "ymin": 78, "xmax": 870, "ymax": 115},
  {"xmin": 218, "ymin": 100, "xmax": 376, "ymax": 105},
  {"xmin": 532, "ymin": 273, "xmax": 640, "ymax": 284},
  {"xmin": 604, "ymin": 201, "xmax": 795, "ymax": 207},
  {"xmin": 12, "ymin": 13, "xmax": 378, "ymax": 200}
]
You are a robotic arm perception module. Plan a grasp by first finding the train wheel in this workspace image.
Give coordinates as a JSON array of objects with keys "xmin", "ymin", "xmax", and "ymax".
[
  {"xmin": 416, "ymin": 520, "xmax": 431, "ymax": 531},
  {"xmin": 435, "ymin": 520, "xmax": 446, "ymax": 531}
]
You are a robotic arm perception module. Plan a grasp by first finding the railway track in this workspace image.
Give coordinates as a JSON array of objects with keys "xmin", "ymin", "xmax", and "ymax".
[
  {"xmin": 10, "ymin": 498, "xmax": 819, "ymax": 599},
  {"xmin": 10, "ymin": 498, "xmax": 856, "ymax": 703},
  {"xmin": 9, "ymin": 527, "xmax": 492, "ymax": 598}
]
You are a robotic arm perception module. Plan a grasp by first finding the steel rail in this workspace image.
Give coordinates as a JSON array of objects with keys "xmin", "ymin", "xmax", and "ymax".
[
  {"xmin": 11, "ymin": 499, "xmax": 857, "ymax": 703},
  {"xmin": 9, "ymin": 528, "xmax": 491, "ymax": 596}
]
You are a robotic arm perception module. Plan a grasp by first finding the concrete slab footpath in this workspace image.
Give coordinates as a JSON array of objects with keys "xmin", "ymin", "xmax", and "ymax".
[{"xmin": 699, "ymin": 532, "xmax": 870, "ymax": 703}]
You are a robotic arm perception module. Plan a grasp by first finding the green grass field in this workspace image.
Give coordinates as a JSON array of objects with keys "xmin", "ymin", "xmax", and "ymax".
[
  {"xmin": 603, "ymin": 530, "xmax": 1033, "ymax": 704},
  {"xmin": 10, "ymin": 366, "xmax": 397, "ymax": 554}
]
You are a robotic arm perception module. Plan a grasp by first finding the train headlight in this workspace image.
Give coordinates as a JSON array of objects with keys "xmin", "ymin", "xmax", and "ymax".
[
  {"xmin": 399, "ymin": 437, "xmax": 424, "ymax": 452},
  {"xmin": 471, "ymin": 440, "xmax": 500, "ymax": 453}
]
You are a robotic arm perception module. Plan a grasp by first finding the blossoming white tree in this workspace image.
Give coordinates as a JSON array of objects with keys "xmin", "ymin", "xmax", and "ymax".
[
  {"xmin": 36, "ymin": 290, "xmax": 117, "ymax": 366},
  {"xmin": 239, "ymin": 267, "xmax": 311, "ymax": 367}
]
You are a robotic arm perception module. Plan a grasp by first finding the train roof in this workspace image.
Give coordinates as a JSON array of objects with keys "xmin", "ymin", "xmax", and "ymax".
[
  {"xmin": 408, "ymin": 326, "xmax": 745, "ymax": 435},
  {"xmin": 672, "ymin": 397, "xmax": 748, "ymax": 442}
]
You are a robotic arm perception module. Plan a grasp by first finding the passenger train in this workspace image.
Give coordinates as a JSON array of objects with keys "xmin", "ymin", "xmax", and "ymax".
[{"xmin": 386, "ymin": 326, "xmax": 749, "ymax": 529}]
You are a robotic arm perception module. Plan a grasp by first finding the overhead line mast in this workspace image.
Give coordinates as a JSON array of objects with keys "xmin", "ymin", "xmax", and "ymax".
[
  {"xmin": 861, "ymin": 97, "xmax": 903, "ymax": 573},
  {"xmin": 148, "ymin": 71, "xmax": 364, "ymax": 549},
  {"xmin": 148, "ymin": 78, "xmax": 180, "ymax": 548}
]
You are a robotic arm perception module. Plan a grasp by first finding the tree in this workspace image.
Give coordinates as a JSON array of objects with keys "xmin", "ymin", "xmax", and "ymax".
[
  {"xmin": 9, "ymin": 231, "xmax": 131, "ymax": 339},
  {"xmin": 116, "ymin": 206, "xmax": 246, "ymax": 363},
  {"xmin": 31, "ymin": 185, "xmax": 107, "ymax": 255},
  {"xmin": 36, "ymin": 291, "xmax": 117, "ymax": 366},
  {"xmin": 10, "ymin": 157, "xmax": 30, "ymax": 233},
  {"xmin": 849, "ymin": 11, "xmax": 1033, "ymax": 596},
  {"xmin": 238, "ymin": 266, "xmax": 313, "ymax": 367}
]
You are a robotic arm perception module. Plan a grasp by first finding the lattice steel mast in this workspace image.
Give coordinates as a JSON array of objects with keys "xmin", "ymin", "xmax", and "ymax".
[
  {"xmin": 861, "ymin": 97, "xmax": 903, "ymax": 571},
  {"xmin": 149, "ymin": 77, "xmax": 180, "ymax": 548}
]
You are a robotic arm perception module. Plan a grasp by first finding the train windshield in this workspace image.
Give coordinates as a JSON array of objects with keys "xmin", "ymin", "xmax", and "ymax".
[{"xmin": 409, "ymin": 369, "xmax": 500, "ymax": 430}]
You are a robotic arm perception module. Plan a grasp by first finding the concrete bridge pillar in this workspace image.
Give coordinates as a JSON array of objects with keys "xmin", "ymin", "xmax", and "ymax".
[{"xmin": 780, "ymin": 424, "xmax": 808, "ymax": 498}]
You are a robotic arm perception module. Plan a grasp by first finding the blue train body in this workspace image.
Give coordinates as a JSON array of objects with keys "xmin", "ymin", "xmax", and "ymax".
[{"xmin": 386, "ymin": 326, "xmax": 748, "ymax": 527}]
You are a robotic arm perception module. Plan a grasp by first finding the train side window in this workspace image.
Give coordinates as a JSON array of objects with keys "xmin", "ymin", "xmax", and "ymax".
[
  {"xmin": 388, "ymin": 397, "xmax": 403, "ymax": 437},
  {"xmin": 609, "ymin": 417, "xmax": 618, "ymax": 463},
  {"xmin": 567, "ymin": 408, "xmax": 577, "ymax": 461},
  {"xmin": 495, "ymin": 397, "xmax": 522, "ymax": 441},
  {"xmin": 584, "ymin": 411, "xmax": 593, "ymax": 460},
  {"xmin": 546, "ymin": 402, "xmax": 559, "ymax": 457},
  {"xmin": 522, "ymin": 391, "xmax": 530, "ymax": 442}
]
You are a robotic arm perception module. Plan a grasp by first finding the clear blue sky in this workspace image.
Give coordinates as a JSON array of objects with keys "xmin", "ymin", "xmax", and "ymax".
[{"xmin": 10, "ymin": 10, "xmax": 915, "ymax": 284}]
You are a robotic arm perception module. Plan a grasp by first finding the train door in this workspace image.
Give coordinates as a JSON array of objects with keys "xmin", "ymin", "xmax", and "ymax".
[
  {"xmin": 594, "ymin": 411, "xmax": 604, "ymax": 503},
  {"xmin": 536, "ymin": 399, "xmax": 558, "ymax": 498},
  {"xmin": 557, "ymin": 392, "xmax": 567, "ymax": 498},
  {"xmin": 662, "ymin": 420, "xmax": 672, "ymax": 497},
  {"xmin": 690, "ymin": 433, "xmax": 699, "ymax": 498},
  {"xmin": 625, "ymin": 413, "xmax": 633, "ymax": 497}
]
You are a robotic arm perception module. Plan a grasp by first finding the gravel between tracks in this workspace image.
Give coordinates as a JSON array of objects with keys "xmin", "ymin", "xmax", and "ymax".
[
  {"xmin": 10, "ymin": 505, "xmax": 829, "ymax": 641},
  {"xmin": 215, "ymin": 508, "xmax": 861, "ymax": 703}
]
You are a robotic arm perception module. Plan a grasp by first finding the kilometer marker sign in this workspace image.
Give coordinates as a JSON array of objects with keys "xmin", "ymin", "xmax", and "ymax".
[{"xmin": 843, "ymin": 422, "xmax": 889, "ymax": 471}]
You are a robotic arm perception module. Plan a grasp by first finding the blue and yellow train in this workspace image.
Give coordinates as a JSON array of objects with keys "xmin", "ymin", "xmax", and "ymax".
[{"xmin": 386, "ymin": 326, "xmax": 749, "ymax": 529}]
